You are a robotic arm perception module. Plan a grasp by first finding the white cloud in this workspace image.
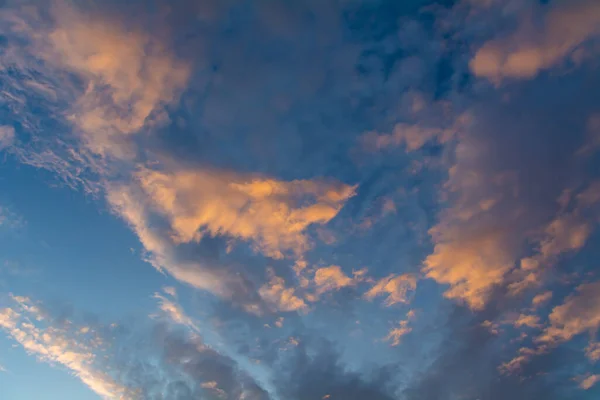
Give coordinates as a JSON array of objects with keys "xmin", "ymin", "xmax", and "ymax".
[{"xmin": 152, "ymin": 290, "xmax": 200, "ymax": 333}]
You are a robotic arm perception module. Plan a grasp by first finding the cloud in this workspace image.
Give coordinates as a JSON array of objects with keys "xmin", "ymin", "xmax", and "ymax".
[
  {"xmin": 152, "ymin": 289, "xmax": 200, "ymax": 333},
  {"xmin": 1, "ymin": 292, "xmax": 273, "ymax": 400},
  {"xmin": 505, "ymin": 280, "xmax": 600, "ymax": 373},
  {"xmin": 513, "ymin": 314, "xmax": 541, "ymax": 329},
  {"xmin": 384, "ymin": 311, "xmax": 416, "ymax": 346},
  {"xmin": 0, "ymin": 295, "xmax": 132, "ymax": 399},
  {"xmin": 537, "ymin": 280, "xmax": 600, "ymax": 345},
  {"xmin": 105, "ymin": 182, "xmax": 264, "ymax": 312},
  {"xmin": 361, "ymin": 113, "xmax": 471, "ymax": 152},
  {"xmin": 585, "ymin": 342, "xmax": 600, "ymax": 362},
  {"xmin": 580, "ymin": 374, "xmax": 600, "ymax": 390},
  {"xmin": 313, "ymin": 265, "xmax": 362, "ymax": 295},
  {"xmin": 105, "ymin": 163, "xmax": 355, "ymax": 312},
  {"xmin": 136, "ymin": 166, "xmax": 356, "ymax": 259},
  {"xmin": 273, "ymin": 337, "xmax": 397, "ymax": 400},
  {"xmin": 364, "ymin": 274, "xmax": 417, "ymax": 306},
  {"xmin": 510, "ymin": 222, "xmax": 593, "ymax": 294},
  {"xmin": 43, "ymin": 2, "xmax": 190, "ymax": 159},
  {"xmin": 415, "ymin": 91, "xmax": 600, "ymax": 309},
  {"xmin": 259, "ymin": 270, "xmax": 307, "ymax": 312},
  {"xmin": 532, "ymin": 291, "xmax": 553, "ymax": 308},
  {"xmin": 470, "ymin": 0, "xmax": 600, "ymax": 82},
  {"xmin": 0, "ymin": 125, "xmax": 15, "ymax": 150}
]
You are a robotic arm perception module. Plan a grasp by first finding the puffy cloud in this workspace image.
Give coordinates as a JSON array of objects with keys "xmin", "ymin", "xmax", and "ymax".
[
  {"xmin": 0, "ymin": 125, "xmax": 15, "ymax": 150},
  {"xmin": 105, "ymin": 164, "xmax": 355, "ymax": 311},
  {"xmin": 364, "ymin": 274, "xmax": 417, "ymax": 306},
  {"xmin": 259, "ymin": 270, "xmax": 307, "ymax": 313},
  {"xmin": 585, "ymin": 342, "xmax": 600, "ymax": 362},
  {"xmin": 531, "ymin": 291, "xmax": 553, "ymax": 308},
  {"xmin": 501, "ymin": 281, "xmax": 600, "ymax": 374},
  {"xmin": 43, "ymin": 2, "xmax": 190, "ymax": 158},
  {"xmin": 580, "ymin": 374, "xmax": 600, "ymax": 390},
  {"xmin": 0, "ymin": 1, "xmax": 190, "ymax": 163},
  {"xmin": 313, "ymin": 265, "xmax": 361, "ymax": 295},
  {"xmin": 537, "ymin": 280, "xmax": 600, "ymax": 344},
  {"xmin": 418, "ymin": 100, "xmax": 600, "ymax": 309},
  {"xmin": 136, "ymin": 167, "xmax": 356, "ymax": 259},
  {"xmin": 513, "ymin": 314, "xmax": 541, "ymax": 329},
  {"xmin": 471, "ymin": 0, "xmax": 600, "ymax": 82},
  {"xmin": 510, "ymin": 209, "xmax": 594, "ymax": 294},
  {"xmin": 106, "ymin": 182, "xmax": 265, "ymax": 313}
]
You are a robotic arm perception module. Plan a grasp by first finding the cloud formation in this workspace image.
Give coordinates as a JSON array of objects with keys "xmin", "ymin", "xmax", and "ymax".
[
  {"xmin": 471, "ymin": 0, "xmax": 600, "ymax": 82},
  {"xmin": 136, "ymin": 167, "xmax": 356, "ymax": 259},
  {"xmin": 44, "ymin": 1, "xmax": 189, "ymax": 159},
  {"xmin": 364, "ymin": 274, "xmax": 417, "ymax": 306},
  {"xmin": 0, "ymin": 295, "xmax": 132, "ymax": 399}
]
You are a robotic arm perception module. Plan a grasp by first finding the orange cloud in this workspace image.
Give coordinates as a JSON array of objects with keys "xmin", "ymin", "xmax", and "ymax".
[
  {"xmin": 510, "ymin": 194, "xmax": 597, "ymax": 294},
  {"xmin": 531, "ymin": 291, "xmax": 553, "ymax": 308},
  {"xmin": 313, "ymin": 265, "xmax": 359, "ymax": 295},
  {"xmin": 580, "ymin": 374, "xmax": 600, "ymax": 390},
  {"xmin": 384, "ymin": 311, "xmax": 416, "ymax": 346},
  {"xmin": 471, "ymin": 0, "xmax": 600, "ymax": 82},
  {"xmin": 364, "ymin": 274, "xmax": 417, "ymax": 306},
  {"xmin": 24, "ymin": 2, "xmax": 190, "ymax": 159},
  {"xmin": 136, "ymin": 167, "xmax": 356, "ymax": 259},
  {"xmin": 259, "ymin": 270, "xmax": 307, "ymax": 312},
  {"xmin": 537, "ymin": 280, "xmax": 600, "ymax": 345},
  {"xmin": 585, "ymin": 342, "xmax": 600, "ymax": 362},
  {"xmin": 0, "ymin": 296, "xmax": 131, "ymax": 399},
  {"xmin": 513, "ymin": 314, "xmax": 541, "ymax": 329},
  {"xmin": 106, "ymin": 184, "xmax": 258, "ymax": 306}
]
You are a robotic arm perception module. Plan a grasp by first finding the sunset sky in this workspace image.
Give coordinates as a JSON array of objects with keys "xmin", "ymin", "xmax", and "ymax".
[{"xmin": 1, "ymin": 0, "xmax": 600, "ymax": 399}]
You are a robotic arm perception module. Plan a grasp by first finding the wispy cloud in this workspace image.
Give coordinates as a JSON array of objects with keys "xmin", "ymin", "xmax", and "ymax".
[
  {"xmin": 364, "ymin": 274, "xmax": 417, "ymax": 306},
  {"xmin": 0, "ymin": 295, "xmax": 132, "ymax": 399},
  {"xmin": 471, "ymin": 0, "xmax": 600, "ymax": 82}
]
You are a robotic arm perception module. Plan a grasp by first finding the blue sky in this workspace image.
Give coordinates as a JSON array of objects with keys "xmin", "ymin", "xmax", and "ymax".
[{"xmin": 1, "ymin": 0, "xmax": 600, "ymax": 399}]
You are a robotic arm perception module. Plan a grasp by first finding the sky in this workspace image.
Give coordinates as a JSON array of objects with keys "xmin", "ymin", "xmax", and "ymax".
[{"xmin": 0, "ymin": 0, "xmax": 600, "ymax": 399}]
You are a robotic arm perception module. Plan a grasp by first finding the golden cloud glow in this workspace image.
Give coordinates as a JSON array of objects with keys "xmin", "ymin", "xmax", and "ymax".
[
  {"xmin": 136, "ymin": 167, "xmax": 356, "ymax": 259},
  {"xmin": 537, "ymin": 281, "xmax": 600, "ymax": 344},
  {"xmin": 259, "ymin": 270, "xmax": 308, "ymax": 312},
  {"xmin": 0, "ymin": 296, "xmax": 131, "ymax": 400},
  {"xmin": 364, "ymin": 274, "xmax": 417, "ymax": 306},
  {"xmin": 34, "ymin": 2, "xmax": 190, "ymax": 159},
  {"xmin": 531, "ymin": 291, "xmax": 553, "ymax": 308},
  {"xmin": 313, "ymin": 265, "xmax": 361, "ymax": 295}
]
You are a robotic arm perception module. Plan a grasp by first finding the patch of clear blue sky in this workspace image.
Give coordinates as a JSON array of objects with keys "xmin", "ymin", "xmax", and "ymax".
[{"xmin": 0, "ymin": 158, "xmax": 164, "ymax": 319}]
